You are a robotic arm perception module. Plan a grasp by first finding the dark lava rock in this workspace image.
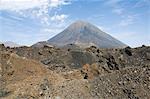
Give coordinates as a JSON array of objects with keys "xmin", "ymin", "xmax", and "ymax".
[
  {"xmin": 70, "ymin": 51, "xmax": 96, "ymax": 68},
  {"xmin": 0, "ymin": 44, "xmax": 5, "ymax": 51},
  {"xmin": 124, "ymin": 47, "xmax": 132, "ymax": 56},
  {"xmin": 0, "ymin": 44, "xmax": 150, "ymax": 98},
  {"xmin": 123, "ymin": 89, "xmax": 139, "ymax": 99}
]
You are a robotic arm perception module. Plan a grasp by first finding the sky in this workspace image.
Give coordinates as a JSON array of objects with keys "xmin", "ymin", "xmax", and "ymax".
[{"xmin": 0, "ymin": 0, "xmax": 150, "ymax": 47}]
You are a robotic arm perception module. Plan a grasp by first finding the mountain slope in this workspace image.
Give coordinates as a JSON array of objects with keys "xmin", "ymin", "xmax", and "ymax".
[{"xmin": 48, "ymin": 21, "xmax": 127, "ymax": 48}]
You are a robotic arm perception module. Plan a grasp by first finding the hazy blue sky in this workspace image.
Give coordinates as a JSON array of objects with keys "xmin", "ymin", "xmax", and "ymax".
[{"xmin": 0, "ymin": 0, "xmax": 149, "ymax": 47}]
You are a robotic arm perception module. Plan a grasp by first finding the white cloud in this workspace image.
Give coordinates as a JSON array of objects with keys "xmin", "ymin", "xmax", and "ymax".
[
  {"xmin": 0, "ymin": 0, "xmax": 71, "ymax": 11},
  {"xmin": 133, "ymin": 0, "xmax": 150, "ymax": 8},
  {"xmin": 50, "ymin": 14, "xmax": 68, "ymax": 22},
  {"xmin": 119, "ymin": 15, "xmax": 137, "ymax": 27},
  {"xmin": 0, "ymin": 0, "xmax": 47, "ymax": 11},
  {"xmin": 104, "ymin": 0, "xmax": 125, "ymax": 15},
  {"xmin": 112, "ymin": 8, "xmax": 123, "ymax": 15},
  {"xmin": 50, "ymin": 0, "xmax": 71, "ymax": 7},
  {"xmin": 105, "ymin": 0, "xmax": 123, "ymax": 5},
  {"xmin": 0, "ymin": 0, "xmax": 71, "ymax": 25}
]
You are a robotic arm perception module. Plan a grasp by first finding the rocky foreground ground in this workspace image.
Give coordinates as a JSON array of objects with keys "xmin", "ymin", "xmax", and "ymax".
[{"xmin": 0, "ymin": 44, "xmax": 150, "ymax": 99}]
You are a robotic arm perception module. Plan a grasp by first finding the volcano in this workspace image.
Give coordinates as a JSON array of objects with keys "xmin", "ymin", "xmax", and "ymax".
[{"xmin": 48, "ymin": 20, "xmax": 127, "ymax": 48}]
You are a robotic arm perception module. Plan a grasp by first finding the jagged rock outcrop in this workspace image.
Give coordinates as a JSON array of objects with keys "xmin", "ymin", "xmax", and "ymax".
[{"xmin": 0, "ymin": 44, "xmax": 150, "ymax": 98}]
